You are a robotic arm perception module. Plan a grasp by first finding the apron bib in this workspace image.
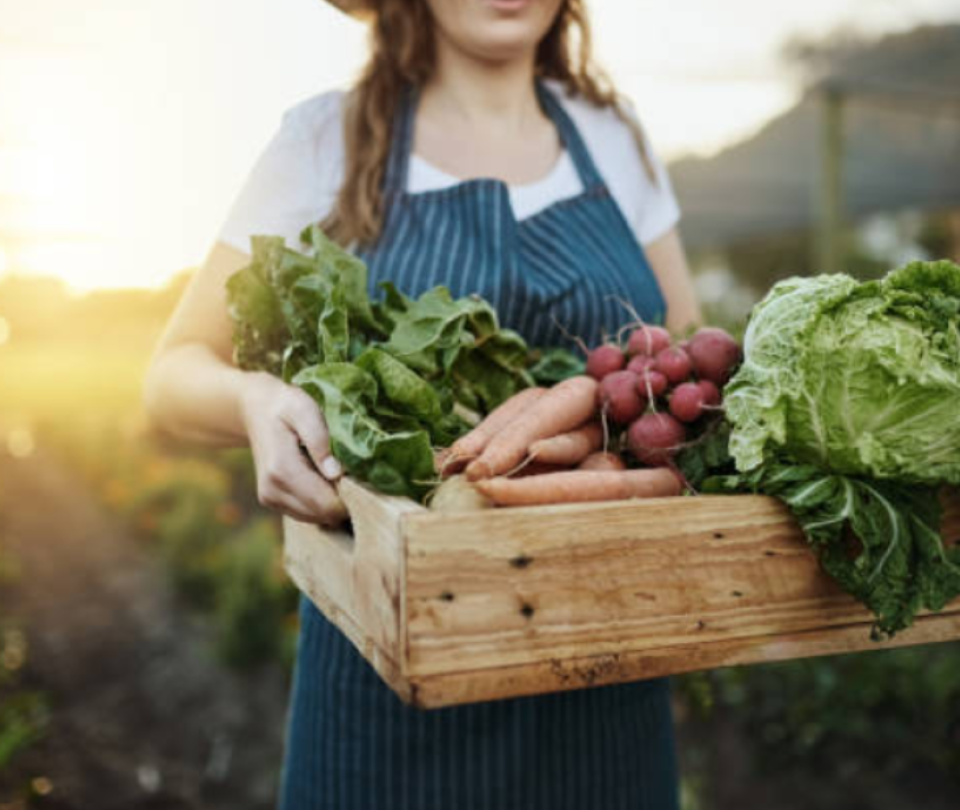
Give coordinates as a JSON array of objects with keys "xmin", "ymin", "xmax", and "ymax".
[{"xmin": 279, "ymin": 81, "xmax": 679, "ymax": 810}]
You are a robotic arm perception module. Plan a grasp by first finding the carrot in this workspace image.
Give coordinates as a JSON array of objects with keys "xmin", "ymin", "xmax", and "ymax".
[
  {"xmin": 440, "ymin": 387, "xmax": 547, "ymax": 476},
  {"xmin": 578, "ymin": 451, "xmax": 627, "ymax": 472},
  {"xmin": 465, "ymin": 376, "xmax": 599, "ymax": 481},
  {"xmin": 511, "ymin": 461, "xmax": 571, "ymax": 478},
  {"xmin": 474, "ymin": 468, "xmax": 683, "ymax": 506},
  {"xmin": 528, "ymin": 422, "xmax": 603, "ymax": 466}
]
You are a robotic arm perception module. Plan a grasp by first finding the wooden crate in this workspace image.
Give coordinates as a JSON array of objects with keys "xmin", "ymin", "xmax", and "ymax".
[{"xmin": 283, "ymin": 480, "xmax": 960, "ymax": 709}]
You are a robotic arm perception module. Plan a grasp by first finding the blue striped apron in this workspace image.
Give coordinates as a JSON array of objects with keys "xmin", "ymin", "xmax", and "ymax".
[{"xmin": 279, "ymin": 80, "xmax": 679, "ymax": 810}]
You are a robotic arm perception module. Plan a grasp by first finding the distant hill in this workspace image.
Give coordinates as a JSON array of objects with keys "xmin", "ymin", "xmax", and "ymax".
[{"xmin": 670, "ymin": 24, "xmax": 960, "ymax": 250}]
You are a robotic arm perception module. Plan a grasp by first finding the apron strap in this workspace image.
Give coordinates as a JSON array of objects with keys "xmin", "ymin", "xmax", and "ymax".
[
  {"xmin": 383, "ymin": 84, "xmax": 418, "ymax": 196},
  {"xmin": 535, "ymin": 80, "xmax": 606, "ymax": 192}
]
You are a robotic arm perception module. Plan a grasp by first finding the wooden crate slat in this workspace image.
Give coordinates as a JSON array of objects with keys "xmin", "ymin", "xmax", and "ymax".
[
  {"xmin": 407, "ymin": 608, "xmax": 960, "ymax": 709},
  {"xmin": 284, "ymin": 483, "xmax": 960, "ymax": 708}
]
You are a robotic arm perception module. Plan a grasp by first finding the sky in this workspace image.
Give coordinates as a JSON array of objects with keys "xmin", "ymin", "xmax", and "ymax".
[{"xmin": 1, "ymin": 0, "xmax": 958, "ymax": 293}]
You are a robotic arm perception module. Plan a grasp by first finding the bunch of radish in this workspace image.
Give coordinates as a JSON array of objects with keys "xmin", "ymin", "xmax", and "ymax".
[
  {"xmin": 431, "ymin": 324, "xmax": 741, "ymax": 509},
  {"xmin": 588, "ymin": 325, "xmax": 741, "ymax": 469}
]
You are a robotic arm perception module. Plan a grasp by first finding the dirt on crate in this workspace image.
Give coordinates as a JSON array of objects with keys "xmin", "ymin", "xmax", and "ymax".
[{"xmin": 0, "ymin": 442, "xmax": 289, "ymax": 810}]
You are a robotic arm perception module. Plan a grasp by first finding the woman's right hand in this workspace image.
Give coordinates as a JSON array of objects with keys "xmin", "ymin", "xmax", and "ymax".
[{"xmin": 240, "ymin": 371, "xmax": 349, "ymax": 527}]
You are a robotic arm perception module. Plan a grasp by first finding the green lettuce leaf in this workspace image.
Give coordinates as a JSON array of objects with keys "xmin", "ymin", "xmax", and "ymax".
[
  {"xmin": 292, "ymin": 363, "xmax": 435, "ymax": 500},
  {"xmin": 724, "ymin": 261, "xmax": 960, "ymax": 485}
]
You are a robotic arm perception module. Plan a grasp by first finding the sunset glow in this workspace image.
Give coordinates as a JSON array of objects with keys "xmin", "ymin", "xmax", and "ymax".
[{"xmin": 1, "ymin": 0, "xmax": 958, "ymax": 294}]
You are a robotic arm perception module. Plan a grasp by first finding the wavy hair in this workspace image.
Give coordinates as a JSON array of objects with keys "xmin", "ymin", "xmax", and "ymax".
[{"xmin": 324, "ymin": 0, "xmax": 654, "ymax": 246}]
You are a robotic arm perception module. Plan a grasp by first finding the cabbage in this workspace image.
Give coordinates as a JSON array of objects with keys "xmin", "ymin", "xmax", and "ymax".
[
  {"xmin": 724, "ymin": 260, "xmax": 960, "ymax": 483},
  {"xmin": 696, "ymin": 261, "xmax": 960, "ymax": 638}
]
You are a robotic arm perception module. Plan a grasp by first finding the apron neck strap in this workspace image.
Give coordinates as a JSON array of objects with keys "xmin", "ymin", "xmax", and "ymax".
[
  {"xmin": 534, "ymin": 79, "xmax": 605, "ymax": 191},
  {"xmin": 381, "ymin": 79, "xmax": 606, "ymax": 195},
  {"xmin": 383, "ymin": 84, "xmax": 418, "ymax": 196}
]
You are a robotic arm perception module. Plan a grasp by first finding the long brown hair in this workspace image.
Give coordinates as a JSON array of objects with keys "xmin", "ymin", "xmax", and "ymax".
[{"xmin": 324, "ymin": 0, "xmax": 655, "ymax": 247}]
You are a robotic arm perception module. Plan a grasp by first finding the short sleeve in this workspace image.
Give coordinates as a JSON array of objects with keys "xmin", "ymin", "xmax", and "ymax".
[
  {"xmin": 217, "ymin": 91, "xmax": 345, "ymax": 254},
  {"xmin": 630, "ymin": 122, "xmax": 681, "ymax": 246}
]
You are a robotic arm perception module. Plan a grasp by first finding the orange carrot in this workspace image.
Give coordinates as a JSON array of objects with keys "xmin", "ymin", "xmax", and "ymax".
[
  {"xmin": 465, "ymin": 376, "xmax": 599, "ymax": 481},
  {"xmin": 440, "ymin": 387, "xmax": 547, "ymax": 476},
  {"xmin": 474, "ymin": 468, "xmax": 683, "ymax": 506},
  {"xmin": 529, "ymin": 422, "xmax": 603, "ymax": 466},
  {"xmin": 511, "ymin": 461, "xmax": 571, "ymax": 478},
  {"xmin": 578, "ymin": 451, "xmax": 627, "ymax": 472}
]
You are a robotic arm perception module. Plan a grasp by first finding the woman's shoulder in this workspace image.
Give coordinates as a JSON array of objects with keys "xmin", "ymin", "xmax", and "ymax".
[
  {"xmin": 543, "ymin": 79, "xmax": 642, "ymax": 153},
  {"xmin": 543, "ymin": 79, "xmax": 680, "ymax": 245},
  {"xmin": 278, "ymin": 89, "xmax": 348, "ymax": 144}
]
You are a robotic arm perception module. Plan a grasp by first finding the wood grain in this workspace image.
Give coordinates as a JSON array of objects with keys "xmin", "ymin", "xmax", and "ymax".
[
  {"xmin": 283, "ymin": 483, "xmax": 960, "ymax": 709},
  {"xmin": 407, "ymin": 605, "xmax": 960, "ymax": 709},
  {"xmin": 282, "ymin": 478, "xmax": 423, "ymax": 682}
]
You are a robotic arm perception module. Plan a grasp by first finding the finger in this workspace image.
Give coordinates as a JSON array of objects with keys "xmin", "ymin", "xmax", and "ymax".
[
  {"xmin": 282, "ymin": 463, "xmax": 349, "ymax": 527},
  {"xmin": 283, "ymin": 397, "xmax": 343, "ymax": 481},
  {"xmin": 262, "ymin": 489, "xmax": 331, "ymax": 525},
  {"xmin": 258, "ymin": 462, "xmax": 346, "ymax": 526}
]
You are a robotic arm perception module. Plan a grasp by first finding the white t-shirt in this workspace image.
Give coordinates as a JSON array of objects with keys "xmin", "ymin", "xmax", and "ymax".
[{"xmin": 218, "ymin": 82, "xmax": 680, "ymax": 252}]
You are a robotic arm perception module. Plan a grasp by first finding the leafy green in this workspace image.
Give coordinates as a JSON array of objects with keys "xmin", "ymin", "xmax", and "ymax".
[
  {"xmin": 226, "ymin": 227, "xmax": 533, "ymax": 500},
  {"xmin": 527, "ymin": 347, "xmax": 587, "ymax": 384},
  {"xmin": 724, "ymin": 260, "xmax": 960, "ymax": 484}
]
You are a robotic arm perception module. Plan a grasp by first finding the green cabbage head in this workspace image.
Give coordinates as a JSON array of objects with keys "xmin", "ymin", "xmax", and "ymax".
[{"xmin": 724, "ymin": 260, "xmax": 960, "ymax": 485}]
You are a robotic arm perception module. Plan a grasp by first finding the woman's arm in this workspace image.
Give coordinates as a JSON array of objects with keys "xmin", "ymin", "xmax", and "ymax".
[
  {"xmin": 644, "ymin": 227, "xmax": 703, "ymax": 334},
  {"xmin": 143, "ymin": 241, "xmax": 347, "ymax": 525}
]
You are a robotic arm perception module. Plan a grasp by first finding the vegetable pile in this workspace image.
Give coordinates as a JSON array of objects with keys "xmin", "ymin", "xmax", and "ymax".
[
  {"xmin": 433, "ymin": 323, "xmax": 742, "ymax": 506},
  {"xmin": 687, "ymin": 260, "xmax": 960, "ymax": 638},
  {"xmin": 226, "ymin": 226, "xmax": 960, "ymax": 640},
  {"xmin": 226, "ymin": 225, "xmax": 533, "ymax": 500}
]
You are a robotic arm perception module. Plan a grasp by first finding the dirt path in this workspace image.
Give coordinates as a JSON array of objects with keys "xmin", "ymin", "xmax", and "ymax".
[{"xmin": 0, "ymin": 442, "xmax": 289, "ymax": 810}]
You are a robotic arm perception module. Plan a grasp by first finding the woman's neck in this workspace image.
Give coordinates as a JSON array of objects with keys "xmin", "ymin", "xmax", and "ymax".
[
  {"xmin": 414, "ymin": 35, "xmax": 561, "ymax": 185},
  {"xmin": 420, "ymin": 33, "xmax": 543, "ymax": 137}
]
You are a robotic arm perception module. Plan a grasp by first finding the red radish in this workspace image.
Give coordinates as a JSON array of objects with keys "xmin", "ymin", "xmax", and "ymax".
[
  {"xmin": 627, "ymin": 413, "xmax": 686, "ymax": 466},
  {"xmin": 578, "ymin": 452, "xmax": 627, "ymax": 472},
  {"xmin": 687, "ymin": 327, "xmax": 742, "ymax": 385},
  {"xmin": 653, "ymin": 346, "xmax": 693, "ymax": 385},
  {"xmin": 626, "ymin": 355, "xmax": 656, "ymax": 375},
  {"xmin": 627, "ymin": 325, "xmax": 672, "ymax": 357},
  {"xmin": 698, "ymin": 379, "xmax": 722, "ymax": 407},
  {"xmin": 586, "ymin": 344, "xmax": 626, "ymax": 380},
  {"xmin": 669, "ymin": 382, "xmax": 706, "ymax": 423},
  {"xmin": 598, "ymin": 371, "xmax": 645, "ymax": 424},
  {"xmin": 636, "ymin": 369, "xmax": 668, "ymax": 399}
]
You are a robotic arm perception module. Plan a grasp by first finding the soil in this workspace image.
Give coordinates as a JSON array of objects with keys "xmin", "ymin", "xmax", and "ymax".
[{"xmin": 0, "ymin": 443, "xmax": 289, "ymax": 810}]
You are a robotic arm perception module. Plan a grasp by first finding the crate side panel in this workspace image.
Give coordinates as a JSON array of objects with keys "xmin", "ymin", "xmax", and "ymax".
[{"xmin": 403, "ymin": 492, "xmax": 960, "ymax": 677}]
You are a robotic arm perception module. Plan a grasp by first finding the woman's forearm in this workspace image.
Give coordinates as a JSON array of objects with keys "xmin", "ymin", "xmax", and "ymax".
[{"xmin": 142, "ymin": 342, "xmax": 268, "ymax": 448}]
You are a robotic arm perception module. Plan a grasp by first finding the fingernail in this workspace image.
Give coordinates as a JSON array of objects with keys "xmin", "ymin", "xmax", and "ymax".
[{"xmin": 321, "ymin": 456, "xmax": 343, "ymax": 479}]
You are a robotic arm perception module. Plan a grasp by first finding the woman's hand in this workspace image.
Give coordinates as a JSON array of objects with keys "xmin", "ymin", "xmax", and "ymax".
[{"xmin": 240, "ymin": 371, "xmax": 349, "ymax": 527}]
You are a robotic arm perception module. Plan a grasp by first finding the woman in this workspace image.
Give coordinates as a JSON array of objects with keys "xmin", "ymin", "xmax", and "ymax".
[{"xmin": 144, "ymin": 0, "xmax": 702, "ymax": 807}]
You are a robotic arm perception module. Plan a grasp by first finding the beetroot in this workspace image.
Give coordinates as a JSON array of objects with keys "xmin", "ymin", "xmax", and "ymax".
[
  {"xmin": 687, "ymin": 327, "xmax": 742, "ymax": 385},
  {"xmin": 626, "ymin": 355, "xmax": 656, "ymax": 375},
  {"xmin": 598, "ymin": 371, "xmax": 645, "ymax": 424},
  {"xmin": 636, "ymin": 369, "xmax": 668, "ymax": 399},
  {"xmin": 586, "ymin": 344, "xmax": 626, "ymax": 380},
  {"xmin": 626, "ymin": 325, "xmax": 672, "ymax": 358},
  {"xmin": 698, "ymin": 379, "xmax": 722, "ymax": 407},
  {"xmin": 627, "ymin": 412, "xmax": 687, "ymax": 466},
  {"xmin": 653, "ymin": 346, "xmax": 693, "ymax": 385},
  {"xmin": 669, "ymin": 382, "xmax": 705, "ymax": 423}
]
